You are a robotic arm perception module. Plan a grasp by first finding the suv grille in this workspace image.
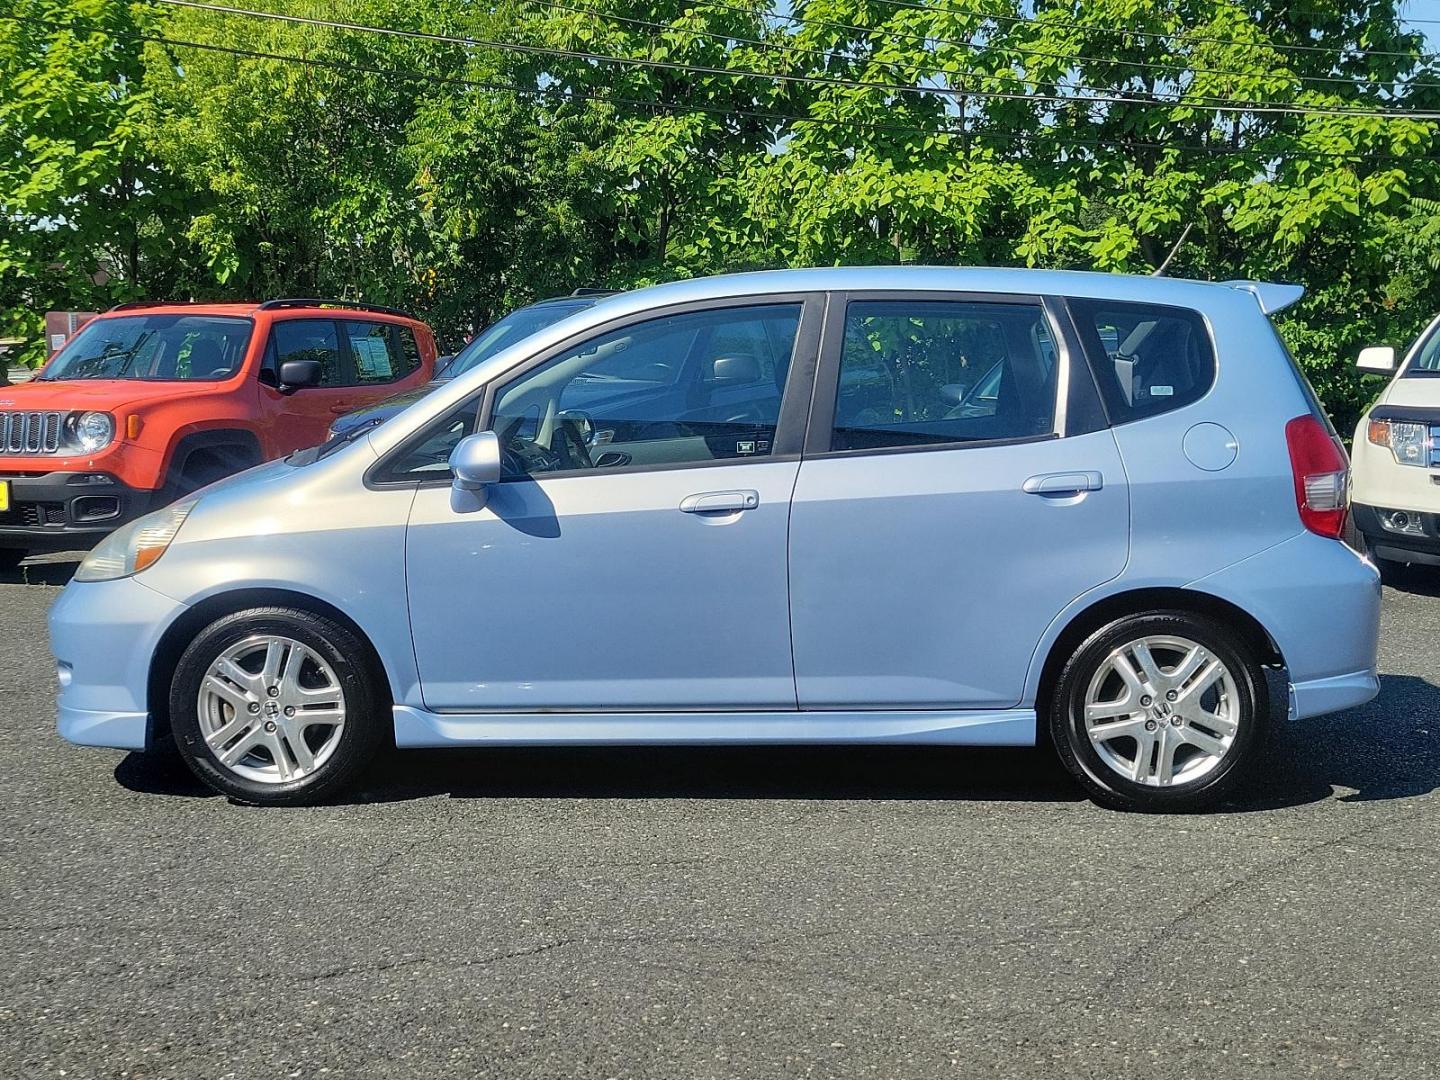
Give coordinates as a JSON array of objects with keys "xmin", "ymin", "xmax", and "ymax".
[
  {"xmin": 0, "ymin": 411, "xmax": 64, "ymax": 455},
  {"xmin": 1431, "ymin": 425, "xmax": 1440, "ymax": 469}
]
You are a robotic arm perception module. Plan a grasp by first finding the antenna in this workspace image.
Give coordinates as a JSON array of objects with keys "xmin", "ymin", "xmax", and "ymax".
[{"xmin": 1151, "ymin": 223, "xmax": 1194, "ymax": 277}]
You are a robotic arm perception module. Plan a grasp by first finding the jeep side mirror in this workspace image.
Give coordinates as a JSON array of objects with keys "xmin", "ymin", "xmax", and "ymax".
[
  {"xmin": 1356, "ymin": 346, "xmax": 1396, "ymax": 373},
  {"xmin": 278, "ymin": 359, "xmax": 323, "ymax": 392}
]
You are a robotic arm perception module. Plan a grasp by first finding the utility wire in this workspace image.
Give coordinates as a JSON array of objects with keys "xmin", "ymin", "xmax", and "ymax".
[
  {"xmin": 823, "ymin": 0, "xmax": 1440, "ymax": 63},
  {"xmin": 521, "ymin": 0, "xmax": 1440, "ymax": 95},
  {"xmin": 677, "ymin": 0, "xmax": 1440, "ymax": 90},
  {"xmin": 149, "ymin": 0, "xmax": 1440, "ymax": 120},
  {"xmin": 14, "ymin": 11, "xmax": 1439, "ymax": 162}
]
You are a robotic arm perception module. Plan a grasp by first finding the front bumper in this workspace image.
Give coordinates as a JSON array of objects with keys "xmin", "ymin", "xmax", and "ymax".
[
  {"xmin": 0, "ymin": 470, "xmax": 158, "ymax": 551},
  {"xmin": 1352, "ymin": 502, "xmax": 1440, "ymax": 566},
  {"xmin": 49, "ymin": 574, "xmax": 189, "ymax": 750}
]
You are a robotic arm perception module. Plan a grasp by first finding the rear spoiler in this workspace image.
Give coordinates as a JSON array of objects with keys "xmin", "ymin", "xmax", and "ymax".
[{"xmin": 1222, "ymin": 280, "xmax": 1305, "ymax": 316}]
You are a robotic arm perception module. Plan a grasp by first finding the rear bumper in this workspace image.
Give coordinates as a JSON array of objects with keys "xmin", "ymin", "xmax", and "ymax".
[
  {"xmin": 1187, "ymin": 532, "xmax": 1381, "ymax": 720},
  {"xmin": 0, "ymin": 470, "xmax": 158, "ymax": 551},
  {"xmin": 49, "ymin": 574, "xmax": 189, "ymax": 750},
  {"xmin": 1289, "ymin": 669, "xmax": 1380, "ymax": 721}
]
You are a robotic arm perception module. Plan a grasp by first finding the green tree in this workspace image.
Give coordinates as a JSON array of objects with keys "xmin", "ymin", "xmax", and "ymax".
[{"xmin": 0, "ymin": 0, "xmax": 200, "ymax": 366}]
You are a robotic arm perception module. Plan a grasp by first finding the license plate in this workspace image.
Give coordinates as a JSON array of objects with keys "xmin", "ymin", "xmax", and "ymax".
[{"xmin": 0, "ymin": 481, "xmax": 8, "ymax": 514}]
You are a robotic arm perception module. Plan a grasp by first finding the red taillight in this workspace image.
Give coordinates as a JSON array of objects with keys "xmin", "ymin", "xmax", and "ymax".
[{"xmin": 1285, "ymin": 414, "xmax": 1348, "ymax": 539}]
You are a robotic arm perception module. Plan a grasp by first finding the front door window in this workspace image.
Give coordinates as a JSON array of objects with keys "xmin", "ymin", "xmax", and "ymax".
[{"xmin": 490, "ymin": 304, "xmax": 803, "ymax": 477}]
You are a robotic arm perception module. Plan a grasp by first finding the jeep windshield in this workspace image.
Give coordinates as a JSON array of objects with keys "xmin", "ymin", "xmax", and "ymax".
[{"xmin": 40, "ymin": 314, "xmax": 253, "ymax": 382}]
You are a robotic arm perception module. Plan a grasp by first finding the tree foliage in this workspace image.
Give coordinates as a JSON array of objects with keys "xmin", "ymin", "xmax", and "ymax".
[{"xmin": 1, "ymin": 0, "xmax": 1438, "ymax": 425}]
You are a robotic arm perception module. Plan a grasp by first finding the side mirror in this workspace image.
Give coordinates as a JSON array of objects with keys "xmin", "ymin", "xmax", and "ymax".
[
  {"xmin": 708, "ymin": 354, "xmax": 762, "ymax": 385},
  {"xmin": 449, "ymin": 431, "xmax": 502, "ymax": 492},
  {"xmin": 1357, "ymin": 346, "xmax": 1396, "ymax": 373},
  {"xmin": 939, "ymin": 383, "xmax": 967, "ymax": 407},
  {"xmin": 278, "ymin": 359, "xmax": 323, "ymax": 392}
]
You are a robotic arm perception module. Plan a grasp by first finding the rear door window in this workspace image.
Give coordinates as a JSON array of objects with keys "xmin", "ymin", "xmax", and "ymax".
[
  {"xmin": 339, "ymin": 320, "xmax": 422, "ymax": 385},
  {"xmin": 829, "ymin": 300, "xmax": 1058, "ymax": 451},
  {"xmin": 1069, "ymin": 299, "xmax": 1215, "ymax": 421}
]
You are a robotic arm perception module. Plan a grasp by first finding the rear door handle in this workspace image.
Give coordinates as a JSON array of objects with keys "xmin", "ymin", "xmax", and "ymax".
[
  {"xmin": 680, "ymin": 490, "xmax": 760, "ymax": 514},
  {"xmin": 1022, "ymin": 471, "xmax": 1103, "ymax": 496}
]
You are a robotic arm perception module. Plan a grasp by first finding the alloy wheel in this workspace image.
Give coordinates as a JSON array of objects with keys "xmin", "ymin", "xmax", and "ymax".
[
  {"xmin": 196, "ymin": 634, "xmax": 347, "ymax": 785},
  {"xmin": 1082, "ymin": 634, "xmax": 1240, "ymax": 787}
]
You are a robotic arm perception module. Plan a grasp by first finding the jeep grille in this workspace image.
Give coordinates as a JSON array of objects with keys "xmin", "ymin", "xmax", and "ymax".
[{"xmin": 0, "ymin": 411, "xmax": 65, "ymax": 455}]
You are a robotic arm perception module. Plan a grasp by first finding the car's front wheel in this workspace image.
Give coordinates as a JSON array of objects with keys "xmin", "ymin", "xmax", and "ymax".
[
  {"xmin": 169, "ymin": 607, "xmax": 385, "ymax": 805},
  {"xmin": 1049, "ymin": 611, "xmax": 1268, "ymax": 812}
]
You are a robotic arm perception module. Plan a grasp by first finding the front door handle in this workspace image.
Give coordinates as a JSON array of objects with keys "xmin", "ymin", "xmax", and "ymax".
[
  {"xmin": 680, "ymin": 490, "xmax": 760, "ymax": 514},
  {"xmin": 1022, "ymin": 471, "xmax": 1103, "ymax": 496}
]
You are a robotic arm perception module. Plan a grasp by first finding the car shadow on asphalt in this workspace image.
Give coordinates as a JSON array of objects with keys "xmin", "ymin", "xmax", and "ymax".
[
  {"xmin": 0, "ymin": 556, "xmax": 81, "ymax": 587},
  {"xmin": 115, "ymin": 743, "xmax": 1087, "ymax": 804},
  {"xmin": 1382, "ymin": 569, "xmax": 1440, "ymax": 599},
  {"xmin": 112, "ymin": 672, "xmax": 1440, "ymax": 810}
]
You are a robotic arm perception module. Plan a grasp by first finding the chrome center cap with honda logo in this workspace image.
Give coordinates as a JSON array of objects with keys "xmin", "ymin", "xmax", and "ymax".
[
  {"xmin": 1146, "ymin": 698, "xmax": 1182, "ymax": 727},
  {"xmin": 263, "ymin": 700, "xmax": 281, "ymax": 720}
]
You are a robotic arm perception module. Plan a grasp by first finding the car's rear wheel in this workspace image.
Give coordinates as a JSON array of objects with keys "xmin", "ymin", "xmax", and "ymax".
[
  {"xmin": 169, "ymin": 607, "xmax": 385, "ymax": 805},
  {"xmin": 1049, "ymin": 611, "xmax": 1268, "ymax": 812}
]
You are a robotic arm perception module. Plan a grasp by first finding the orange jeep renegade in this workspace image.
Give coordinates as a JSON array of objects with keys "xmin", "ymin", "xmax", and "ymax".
[{"xmin": 0, "ymin": 299, "xmax": 437, "ymax": 568}]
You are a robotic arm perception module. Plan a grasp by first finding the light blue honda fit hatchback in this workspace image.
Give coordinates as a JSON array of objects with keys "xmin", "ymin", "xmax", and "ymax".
[{"xmin": 50, "ymin": 268, "xmax": 1381, "ymax": 811}]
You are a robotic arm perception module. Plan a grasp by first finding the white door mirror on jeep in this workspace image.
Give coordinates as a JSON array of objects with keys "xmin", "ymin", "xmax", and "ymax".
[{"xmin": 1357, "ymin": 346, "xmax": 1396, "ymax": 372}]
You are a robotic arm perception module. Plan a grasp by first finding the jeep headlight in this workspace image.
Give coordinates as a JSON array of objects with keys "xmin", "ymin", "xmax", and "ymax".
[
  {"xmin": 67, "ymin": 411, "xmax": 116, "ymax": 453},
  {"xmin": 75, "ymin": 499, "xmax": 197, "ymax": 582},
  {"xmin": 1367, "ymin": 418, "xmax": 1429, "ymax": 466}
]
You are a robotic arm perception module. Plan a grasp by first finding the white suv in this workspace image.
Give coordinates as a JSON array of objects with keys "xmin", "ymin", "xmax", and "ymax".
[{"xmin": 1351, "ymin": 316, "xmax": 1440, "ymax": 572}]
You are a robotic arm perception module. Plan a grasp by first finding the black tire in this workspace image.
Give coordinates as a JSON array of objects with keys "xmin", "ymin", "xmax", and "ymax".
[
  {"xmin": 0, "ymin": 548, "xmax": 25, "ymax": 573},
  {"xmin": 1049, "ymin": 610, "xmax": 1268, "ymax": 813},
  {"xmin": 169, "ymin": 606, "xmax": 386, "ymax": 806},
  {"xmin": 162, "ymin": 446, "xmax": 256, "ymax": 503}
]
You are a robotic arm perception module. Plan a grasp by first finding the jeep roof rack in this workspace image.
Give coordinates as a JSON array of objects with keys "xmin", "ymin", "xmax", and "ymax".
[
  {"xmin": 258, "ymin": 298, "xmax": 417, "ymax": 319},
  {"xmin": 107, "ymin": 300, "xmax": 218, "ymax": 313}
]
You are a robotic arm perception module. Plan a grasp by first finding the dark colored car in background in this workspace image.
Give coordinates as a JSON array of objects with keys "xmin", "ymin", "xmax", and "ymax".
[{"xmin": 327, "ymin": 291, "xmax": 617, "ymax": 439}]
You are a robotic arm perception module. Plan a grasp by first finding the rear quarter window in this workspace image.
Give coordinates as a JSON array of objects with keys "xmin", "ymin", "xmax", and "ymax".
[{"xmin": 1069, "ymin": 299, "xmax": 1215, "ymax": 422}]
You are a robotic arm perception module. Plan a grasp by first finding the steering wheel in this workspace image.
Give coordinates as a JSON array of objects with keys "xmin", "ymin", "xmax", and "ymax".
[
  {"xmin": 554, "ymin": 410, "xmax": 596, "ymax": 470},
  {"xmin": 495, "ymin": 415, "xmax": 564, "ymax": 476}
]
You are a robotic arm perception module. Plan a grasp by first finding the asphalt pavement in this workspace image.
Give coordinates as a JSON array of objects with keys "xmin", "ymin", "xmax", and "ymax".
[{"xmin": 2, "ymin": 555, "xmax": 1439, "ymax": 1079}]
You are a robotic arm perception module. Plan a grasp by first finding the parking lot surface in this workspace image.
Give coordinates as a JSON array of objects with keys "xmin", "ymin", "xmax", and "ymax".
[{"xmin": 2, "ymin": 557, "xmax": 1439, "ymax": 1080}]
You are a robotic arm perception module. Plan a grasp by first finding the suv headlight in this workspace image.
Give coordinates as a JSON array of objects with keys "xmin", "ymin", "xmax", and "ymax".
[
  {"xmin": 67, "ymin": 411, "xmax": 116, "ymax": 453},
  {"xmin": 75, "ymin": 499, "xmax": 197, "ymax": 582},
  {"xmin": 1367, "ymin": 418, "xmax": 1429, "ymax": 466}
]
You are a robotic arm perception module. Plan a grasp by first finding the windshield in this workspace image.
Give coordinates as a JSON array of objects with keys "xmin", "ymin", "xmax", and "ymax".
[
  {"xmin": 441, "ymin": 302, "xmax": 592, "ymax": 378},
  {"xmin": 41, "ymin": 314, "xmax": 253, "ymax": 382},
  {"xmin": 1404, "ymin": 321, "xmax": 1440, "ymax": 376}
]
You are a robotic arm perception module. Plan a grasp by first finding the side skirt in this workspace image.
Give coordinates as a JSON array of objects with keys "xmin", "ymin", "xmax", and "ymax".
[{"xmin": 392, "ymin": 706, "xmax": 1037, "ymax": 748}]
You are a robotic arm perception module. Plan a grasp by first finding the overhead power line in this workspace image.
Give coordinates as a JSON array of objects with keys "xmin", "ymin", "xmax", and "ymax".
[
  {"xmin": 522, "ymin": 0, "xmax": 1440, "ymax": 95},
  {"xmin": 12, "ymin": 11, "xmax": 1438, "ymax": 164},
  {"xmin": 679, "ymin": 0, "xmax": 1440, "ymax": 91},
  {"xmin": 823, "ymin": 0, "xmax": 1440, "ymax": 63},
  {"xmin": 150, "ymin": 0, "xmax": 1440, "ymax": 120}
]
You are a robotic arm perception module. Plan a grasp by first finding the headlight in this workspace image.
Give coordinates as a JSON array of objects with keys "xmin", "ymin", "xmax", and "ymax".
[
  {"xmin": 1367, "ymin": 418, "xmax": 1429, "ymax": 466},
  {"xmin": 67, "ymin": 411, "xmax": 115, "ymax": 453},
  {"xmin": 75, "ymin": 499, "xmax": 197, "ymax": 582}
]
